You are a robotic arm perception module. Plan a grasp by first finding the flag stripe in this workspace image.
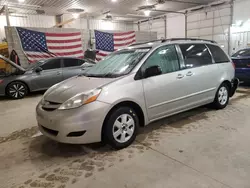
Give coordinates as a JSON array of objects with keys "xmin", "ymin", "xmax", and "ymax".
[
  {"xmin": 114, "ymin": 39, "xmax": 136, "ymax": 47},
  {"xmin": 47, "ymin": 41, "xmax": 82, "ymax": 47},
  {"xmin": 114, "ymin": 38, "xmax": 136, "ymax": 45},
  {"xmin": 114, "ymin": 33, "xmax": 136, "ymax": 40},
  {"xmin": 48, "ymin": 47, "xmax": 83, "ymax": 53},
  {"xmin": 114, "ymin": 34, "xmax": 136, "ymax": 42},
  {"xmin": 47, "ymin": 38, "xmax": 81, "ymax": 43},
  {"xmin": 113, "ymin": 31, "xmax": 135, "ymax": 36},
  {"xmin": 46, "ymin": 35, "xmax": 82, "ymax": 40},
  {"xmin": 47, "ymin": 44, "xmax": 82, "ymax": 50},
  {"xmin": 45, "ymin": 32, "xmax": 81, "ymax": 37}
]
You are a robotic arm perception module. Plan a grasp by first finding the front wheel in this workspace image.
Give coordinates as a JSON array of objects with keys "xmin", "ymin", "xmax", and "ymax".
[
  {"xmin": 103, "ymin": 107, "xmax": 139, "ymax": 149},
  {"xmin": 6, "ymin": 81, "xmax": 28, "ymax": 99},
  {"xmin": 212, "ymin": 83, "xmax": 229, "ymax": 109}
]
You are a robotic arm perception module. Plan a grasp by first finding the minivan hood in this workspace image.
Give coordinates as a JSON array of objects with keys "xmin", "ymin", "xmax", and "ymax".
[
  {"xmin": 0, "ymin": 54, "xmax": 25, "ymax": 72},
  {"xmin": 44, "ymin": 76, "xmax": 117, "ymax": 103}
]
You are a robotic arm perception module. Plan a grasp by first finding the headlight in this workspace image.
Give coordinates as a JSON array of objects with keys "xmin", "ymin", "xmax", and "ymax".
[{"xmin": 58, "ymin": 88, "xmax": 102, "ymax": 110}]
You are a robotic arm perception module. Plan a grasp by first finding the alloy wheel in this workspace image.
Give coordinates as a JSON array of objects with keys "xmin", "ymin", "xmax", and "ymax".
[
  {"xmin": 9, "ymin": 83, "xmax": 26, "ymax": 99},
  {"xmin": 218, "ymin": 86, "xmax": 228, "ymax": 105},
  {"xmin": 112, "ymin": 114, "xmax": 135, "ymax": 143}
]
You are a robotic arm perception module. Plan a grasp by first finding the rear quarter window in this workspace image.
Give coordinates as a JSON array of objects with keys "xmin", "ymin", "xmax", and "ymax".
[{"xmin": 207, "ymin": 44, "xmax": 230, "ymax": 63}]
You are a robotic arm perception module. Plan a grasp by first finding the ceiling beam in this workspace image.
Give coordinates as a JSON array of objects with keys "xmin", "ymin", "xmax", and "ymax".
[{"xmin": 165, "ymin": 0, "xmax": 203, "ymax": 5}]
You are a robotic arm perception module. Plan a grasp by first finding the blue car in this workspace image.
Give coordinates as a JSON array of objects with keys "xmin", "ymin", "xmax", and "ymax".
[{"xmin": 232, "ymin": 48, "xmax": 250, "ymax": 83}]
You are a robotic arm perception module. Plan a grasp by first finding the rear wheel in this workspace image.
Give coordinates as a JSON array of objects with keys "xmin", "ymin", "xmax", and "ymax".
[
  {"xmin": 6, "ymin": 81, "xmax": 28, "ymax": 99},
  {"xmin": 212, "ymin": 83, "xmax": 229, "ymax": 109},
  {"xmin": 103, "ymin": 106, "xmax": 139, "ymax": 149}
]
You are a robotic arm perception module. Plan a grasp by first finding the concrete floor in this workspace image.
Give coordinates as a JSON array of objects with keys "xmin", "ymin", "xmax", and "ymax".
[{"xmin": 1, "ymin": 88, "xmax": 250, "ymax": 188}]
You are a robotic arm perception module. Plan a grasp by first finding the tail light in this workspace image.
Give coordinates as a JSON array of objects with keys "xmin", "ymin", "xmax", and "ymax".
[
  {"xmin": 0, "ymin": 80, "xmax": 3, "ymax": 84},
  {"xmin": 232, "ymin": 61, "xmax": 235, "ymax": 69}
]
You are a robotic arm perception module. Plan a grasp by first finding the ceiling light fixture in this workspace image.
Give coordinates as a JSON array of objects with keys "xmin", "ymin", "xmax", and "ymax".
[
  {"xmin": 72, "ymin": 13, "xmax": 79, "ymax": 19},
  {"xmin": 144, "ymin": 10, "xmax": 151, "ymax": 16},
  {"xmin": 18, "ymin": 0, "xmax": 25, "ymax": 2},
  {"xmin": 112, "ymin": 0, "xmax": 117, "ymax": 2}
]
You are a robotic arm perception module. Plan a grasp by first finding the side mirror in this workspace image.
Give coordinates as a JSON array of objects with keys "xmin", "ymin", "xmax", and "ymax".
[
  {"xmin": 35, "ymin": 67, "xmax": 43, "ymax": 73},
  {"xmin": 144, "ymin": 65, "xmax": 162, "ymax": 78}
]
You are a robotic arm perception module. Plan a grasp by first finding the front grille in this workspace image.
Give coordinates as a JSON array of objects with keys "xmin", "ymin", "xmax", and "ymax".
[
  {"xmin": 41, "ymin": 126, "xmax": 58, "ymax": 136},
  {"xmin": 42, "ymin": 107, "xmax": 57, "ymax": 111},
  {"xmin": 42, "ymin": 100, "xmax": 62, "ymax": 111}
]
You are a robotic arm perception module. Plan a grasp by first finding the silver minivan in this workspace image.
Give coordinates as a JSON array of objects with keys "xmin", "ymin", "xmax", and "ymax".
[{"xmin": 36, "ymin": 39, "xmax": 238, "ymax": 149}]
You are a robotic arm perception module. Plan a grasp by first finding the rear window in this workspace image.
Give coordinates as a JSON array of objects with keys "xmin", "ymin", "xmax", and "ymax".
[
  {"xmin": 207, "ymin": 44, "xmax": 230, "ymax": 63},
  {"xmin": 63, "ymin": 58, "xmax": 83, "ymax": 67},
  {"xmin": 232, "ymin": 49, "xmax": 250, "ymax": 57}
]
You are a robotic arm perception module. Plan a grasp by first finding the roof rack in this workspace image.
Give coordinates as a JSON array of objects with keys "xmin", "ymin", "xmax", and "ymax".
[
  {"xmin": 129, "ymin": 40, "xmax": 162, "ymax": 46},
  {"xmin": 161, "ymin": 38, "xmax": 217, "ymax": 44},
  {"xmin": 129, "ymin": 38, "xmax": 217, "ymax": 47}
]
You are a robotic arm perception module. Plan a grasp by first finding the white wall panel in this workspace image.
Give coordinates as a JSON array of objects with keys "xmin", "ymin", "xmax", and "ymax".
[
  {"xmin": 187, "ymin": 29, "xmax": 198, "ymax": 37},
  {"xmin": 138, "ymin": 14, "xmax": 185, "ymax": 40},
  {"xmin": 140, "ymin": 22, "xmax": 150, "ymax": 31},
  {"xmin": 187, "ymin": 4, "xmax": 231, "ymax": 54},
  {"xmin": 214, "ymin": 17, "xmax": 231, "ymax": 26},
  {"xmin": 167, "ymin": 15, "xmax": 185, "ymax": 38},
  {"xmin": 200, "ymin": 19, "xmax": 213, "ymax": 28},
  {"xmin": 151, "ymin": 19, "xmax": 165, "ymax": 39},
  {"xmin": 214, "ymin": 7, "xmax": 231, "ymax": 17},
  {"xmin": 199, "ymin": 27, "xmax": 213, "ymax": 36},
  {"xmin": 202, "ymin": 35, "xmax": 213, "ymax": 40},
  {"xmin": 0, "ymin": 15, "xmax": 56, "ymax": 41},
  {"xmin": 187, "ymin": 13, "xmax": 200, "ymax": 22}
]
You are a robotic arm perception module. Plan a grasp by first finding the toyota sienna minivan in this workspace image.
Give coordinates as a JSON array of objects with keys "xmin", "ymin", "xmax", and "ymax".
[{"xmin": 36, "ymin": 38, "xmax": 238, "ymax": 149}]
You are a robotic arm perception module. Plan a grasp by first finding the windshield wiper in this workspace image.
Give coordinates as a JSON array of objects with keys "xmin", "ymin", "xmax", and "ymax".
[{"xmin": 81, "ymin": 73, "xmax": 118, "ymax": 78}]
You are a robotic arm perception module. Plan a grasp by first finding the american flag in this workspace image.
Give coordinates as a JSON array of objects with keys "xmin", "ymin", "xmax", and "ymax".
[
  {"xmin": 16, "ymin": 27, "xmax": 84, "ymax": 63},
  {"xmin": 95, "ymin": 30, "xmax": 136, "ymax": 61}
]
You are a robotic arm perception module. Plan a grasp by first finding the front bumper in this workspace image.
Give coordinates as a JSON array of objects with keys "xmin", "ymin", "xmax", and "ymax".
[
  {"xmin": 230, "ymin": 78, "xmax": 239, "ymax": 97},
  {"xmin": 36, "ymin": 101, "xmax": 111, "ymax": 144}
]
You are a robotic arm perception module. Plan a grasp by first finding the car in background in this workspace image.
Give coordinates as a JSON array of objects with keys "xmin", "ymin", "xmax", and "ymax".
[
  {"xmin": 36, "ymin": 38, "xmax": 238, "ymax": 149},
  {"xmin": 232, "ymin": 48, "xmax": 250, "ymax": 83},
  {"xmin": 0, "ymin": 55, "xmax": 95, "ymax": 99}
]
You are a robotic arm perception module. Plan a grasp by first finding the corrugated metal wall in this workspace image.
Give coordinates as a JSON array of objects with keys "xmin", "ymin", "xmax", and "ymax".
[
  {"xmin": 187, "ymin": 4, "xmax": 232, "ymax": 53},
  {"xmin": 62, "ymin": 14, "xmax": 134, "ymax": 31},
  {"xmin": 138, "ymin": 14, "xmax": 185, "ymax": 39},
  {"xmin": 0, "ymin": 15, "xmax": 56, "ymax": 41}
]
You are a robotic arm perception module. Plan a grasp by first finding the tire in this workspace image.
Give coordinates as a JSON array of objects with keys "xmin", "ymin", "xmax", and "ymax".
[
  {"xmin": 6, "ymin": 81, "xmax": 28, "ymax": 99},
  {"xmin": 212, "ymin": 83, "xmax": 229, "ymax": 109},
  {"xmin": 103, "ymin": 106, "xmax": 139, "ymax": 149}
]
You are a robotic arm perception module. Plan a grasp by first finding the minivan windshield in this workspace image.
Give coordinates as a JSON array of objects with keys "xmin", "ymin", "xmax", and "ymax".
[{"xmin": 84, "ymin": 48, "xmax": 150, "ymax": 78}]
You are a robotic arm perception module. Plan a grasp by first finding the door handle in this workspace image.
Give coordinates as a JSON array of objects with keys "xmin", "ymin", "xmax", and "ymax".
[
  {"xmin": 57, "ymin": 72, "xmax": 61, "ymax": 75},
  {"xmin": 177, "ymin": 74, "xmax": 184, "ymax": 79},
  {"xmin": 186, "ymin": 71, "xmax": 193, "ymax": 76}
]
